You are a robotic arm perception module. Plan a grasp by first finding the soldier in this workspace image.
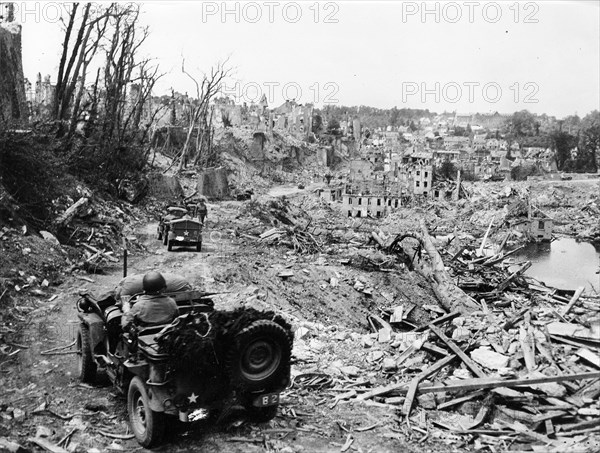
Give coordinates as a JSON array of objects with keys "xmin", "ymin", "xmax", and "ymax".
[
  {"xmin": 121, "ymin": 271, "xmax": 179, "ymax": 329},
  {"xmin": 197, "ymin": 199, "xmax": 208, "ymax": 224}
]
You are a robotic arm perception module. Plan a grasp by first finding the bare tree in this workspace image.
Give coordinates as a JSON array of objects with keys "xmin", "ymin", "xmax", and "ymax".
[
  {"xmin": 100, "ymin": 4, "xmax": 148, "ymax": 151},
  {"xmin": 177, "ymin": 58, "xmax": 231, "ymax": 172},
  {"xmin": 53, "ymin": 4, "xmax": 112, "ymax": 125}
]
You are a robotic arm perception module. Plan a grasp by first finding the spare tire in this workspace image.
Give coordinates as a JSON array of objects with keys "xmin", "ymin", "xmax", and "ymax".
[{"xmin": 226, "ymin": 320, "xmax": 292, "ymax": 391}]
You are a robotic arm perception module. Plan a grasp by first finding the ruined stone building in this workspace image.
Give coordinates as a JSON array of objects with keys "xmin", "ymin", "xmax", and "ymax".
[
  {"xmin": 25, "ymin": 73, "xmax": 55, "ymax": 119},
  {"xmin": 317, "ymin": 186, "xmax": 343, "ymax": 203},
  {"xmin": 412, "ymin": 164, "xmax": 433, "ymax": 196},
  {"xmin": 272, "ymin": 100, "xmax": 313, "ymax": 140},
  {"xmin": 342, "ymin": 192, "xmax": 402, "ymax": 218}
]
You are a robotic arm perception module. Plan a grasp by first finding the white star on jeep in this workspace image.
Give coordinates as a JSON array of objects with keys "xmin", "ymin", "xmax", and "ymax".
[
  {"xmin": 184, "ymin": 230, "xmax": 189, "ymax": 236},
  {"xmin": 188, "ymin": 393, "xmax": 198, "ymax": 403}
]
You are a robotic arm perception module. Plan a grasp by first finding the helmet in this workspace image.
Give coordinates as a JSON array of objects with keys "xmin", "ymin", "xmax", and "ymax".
[{"xmin": 142, "ymin": 271, "xmax": 166, "ymax": 294}]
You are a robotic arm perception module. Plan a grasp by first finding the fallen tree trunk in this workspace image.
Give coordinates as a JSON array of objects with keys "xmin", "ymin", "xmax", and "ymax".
[
  {"xmin": 55, "ymin": 197, "xmax": 88, "ymax": 227},
  {"xmin": 419, "ymin": 219, "xmax": 480, "ymax": 314}
]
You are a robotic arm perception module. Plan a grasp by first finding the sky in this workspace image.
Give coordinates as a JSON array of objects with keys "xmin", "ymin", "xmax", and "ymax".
[{"xmin": 12, "ymin": 0, "xmax": 600, "ymax": 118}]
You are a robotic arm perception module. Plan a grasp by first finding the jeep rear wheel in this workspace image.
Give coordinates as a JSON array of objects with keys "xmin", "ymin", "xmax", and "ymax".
[
  {"xmin": 128, "ymin": 376, "xmax": 165, "ymax": 447},
  {"xmin": 167, "ymin": 240, "xmax": 173, "ymax": 251},
  {"xmin": 76, "ymin": 324, "xmax": 97, "ymax": 383},
  {"xmin": 226, "ymin": 320, "xmax": 292, "ymax": 391},
  {"xmin": 196, "ymin": 241, "xmax": 202, "ymax": 252}
]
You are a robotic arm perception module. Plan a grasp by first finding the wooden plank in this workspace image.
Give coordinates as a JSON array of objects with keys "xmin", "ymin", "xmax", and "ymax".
[
  {"xmin": 477, "ymin": 216, "xmax": 495, "ymax": 256},
  {"xmin": 429, "ymin": 325, "xmax": 487, "ymax": 378},
  {"xmin": 401, "ymin": 377, "xmax": 420, "ymax": 416},
  {"xmin": 547, "ymin": 322, "xmax": 597, "ymax": 340},
  {"xmin": 27, "ymin": 438, "xmax": 69, "ymax": 453},
  {"xmin": 422, "ymin": 342, "xmax": 450, "ymax": 356},
  {"xmin": 413, "ymin": 311, "xmax": 461, "ymax": 332},
  {"xmin": 502, "ymin": 307, "xmax": 529, "ymax": 331},
  {"xmin": 389, "ymin": 306, "xmax": 404, "ymax": 323},
  {"xmin": 495, "ymin": 262, "xmax": 532, "ymax": 293},
  {"xmin": 418, "ymin": 371, "xmax": 600, "ymax": 394},
  {"xmin": 557, "ymin": 418, "xmax": 600, "ymax": 433},
  {"xmin": 519, "ymin": 323, "xmax": 536, "ymax": 372},
  {"xmin": 531, "ymin": 410, "xmax": 567, "ymax": 423},
  {"xmin": 496, "ymin": 405, "xmax": 535, "ymax": 423},
  {"xmin": 562, "ymin": 286, "xmax": 585, "ymax": 316},
  {"xmin": 549, "ymin": 335, "xmax": 600, "ymax": 351},
  {"xmin": 402, "ymin": 354, "xmax": 457, "ymax": 416},
  {"xmin": 357, "ymin": 354, "xmax": 455, "ymax": 402},
  {"xmin": 437, "ymin": 391, "xmax": 484, "ymax": 410},
  {"xmin": 545, "ymin": 419, "xmax": 555, "ymax": 436},
  {"xmin": 450, "ymin": 245, "xmax": 467, "ymax": 262},
  {"xmin": 576, "ymin": 348, "xmax": 600, "ymax": 369}
]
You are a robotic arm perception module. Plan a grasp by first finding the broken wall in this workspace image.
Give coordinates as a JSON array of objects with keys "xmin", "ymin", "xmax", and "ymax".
[
  {"xmin": 249, "ymin": 132, "xmax": 267, "ymax": 160},
  {"xmin": 197, "ymin": 167, "xmax": 229, "ymax": 200},
  {"xmin": 146, "ymin": 173, "xmax": 184, "ymax": 201},
  {"xmin": 0, "ymin": 22, "xmax": 27, "ymax": 125},
  {"xmin": 317, "ymin": 146, "xmax": 334, "ymax": 167}
]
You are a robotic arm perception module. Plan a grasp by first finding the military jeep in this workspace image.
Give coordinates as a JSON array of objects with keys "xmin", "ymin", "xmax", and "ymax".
[
  {"xmin": 157, "ymin": 207, "xmax": 188, "ymax": 245},
  {"xmin": 166, "ymin": 217, "xmax": 203, "ymax": 252},
  {"xmin": 75, "ymin": 274, "xmax": 293, "ymax": 447}
]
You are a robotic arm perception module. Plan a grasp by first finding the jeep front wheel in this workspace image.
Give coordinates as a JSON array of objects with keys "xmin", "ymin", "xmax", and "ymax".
[
  {"xmin": 226, "ymin": 320, "xmax": 292, "ymax": 391},
  {"xmin": 77, "ymin": 324, "xmax": 97, "ymax": 383},
  {"xmin": 128, "ymin": 376, "xmax": 165, "ymax": 447},
  {"xmin": 167, "ymin": 240, "xmax": 173, "ymax": 251}
]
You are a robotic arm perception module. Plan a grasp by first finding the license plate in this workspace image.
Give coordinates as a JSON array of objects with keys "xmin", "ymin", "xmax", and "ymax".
[
  {"xmin": 253, "ymin": 393, "xmax": 279, "ymax": 407},
  {"xmin": 176, "ymin": 236, "xmax": 184, "ymax": 241}
]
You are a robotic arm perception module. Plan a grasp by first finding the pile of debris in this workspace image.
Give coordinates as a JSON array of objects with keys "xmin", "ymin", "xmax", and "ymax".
[
  {"xmin": 259, "ymin": 227, "xmax": 324, "ymax": 254},
  {"xmin": 284, "ymin": 218, "xmax": 600, "ymax": 451},
  {"xmin": 287, "ymin": 290, "xmax": 599, "ymax": 450}
]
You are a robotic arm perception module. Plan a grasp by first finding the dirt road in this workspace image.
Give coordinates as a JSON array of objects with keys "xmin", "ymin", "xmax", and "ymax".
[{"xmin": 1, "ymin": 207, "xmax": 448, "ymax": 453}]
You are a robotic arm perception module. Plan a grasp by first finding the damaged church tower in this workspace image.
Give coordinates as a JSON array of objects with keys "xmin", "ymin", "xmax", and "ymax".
[{"xmin": 0, "ymin": 3, "xmax": 27, "ymax": 126}]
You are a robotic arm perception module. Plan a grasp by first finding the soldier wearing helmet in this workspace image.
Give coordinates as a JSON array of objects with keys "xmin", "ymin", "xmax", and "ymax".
[
  {"xmin": 121, "ymin": 271, "xmax": 179, "ymax": 329},
  {"xmin": 197, "ymin": 198, "xmax": 208, "ymax": 224}
]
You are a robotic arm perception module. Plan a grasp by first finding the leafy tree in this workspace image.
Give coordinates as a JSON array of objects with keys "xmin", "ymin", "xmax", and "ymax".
[
  {"xmin": 454, "ymin": 126, "xmax": 466, "ymax": 136},
  {"xmin": 438, "ymin": 161, "xmax": 457, "ymax": 179},
  {"xmin": 577, "ymin": 110, "xmax": 600, "ymax": 172},
  {"xmin": 390, "ymin": 107, "xmax": 399, "ymax": 127},
  {"xmin": 563, "ymin": 114, "xmax": 581, "ymax": 134},
  {"xmin": 326, "ymin": 118, "xmax": 341, "ymax": 136},
  {"xmin": 505, "ymin": 110, "xmax": 539, "ymax": 138},
  {"xmin": 312, "ymin": 114, "xmax": 323, "ymax": 135},
  {"xmin": 550, "ymin": 130, "xmax": 577, "ymax": 170},
  {"xmin": 511, "ymin": 164, "xmax": 537, "ymax": 181}
]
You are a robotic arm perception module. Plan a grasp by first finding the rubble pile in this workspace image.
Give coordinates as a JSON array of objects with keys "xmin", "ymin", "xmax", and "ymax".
[
  {"xmin": 287, "ymin": 297, "xmax": 600, "ymax": 450},
  {"xmin": 281, "ymin": 216, "xmax": 600, "ymax": 451}
]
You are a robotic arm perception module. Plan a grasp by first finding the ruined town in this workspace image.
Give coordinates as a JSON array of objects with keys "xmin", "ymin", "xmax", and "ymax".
[{"xmin": 1, "ymin": 2, "xmax": 599, "ymax": 453}]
